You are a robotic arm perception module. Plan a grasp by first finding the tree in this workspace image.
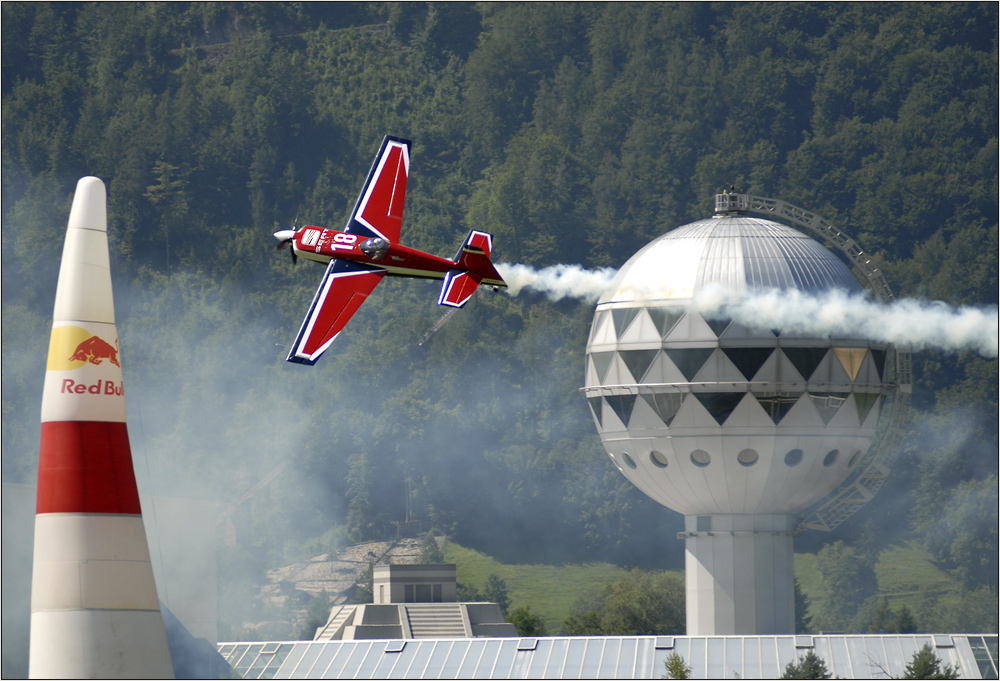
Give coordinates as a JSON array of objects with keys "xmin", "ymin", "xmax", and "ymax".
[
  {"xmin": 893, "ymin": 605, "xmax": 917, "ymax": 634},
  {"xmin": 419, "ymin": 531, "xmax": 445, "ymax": 564},
  {"xmin": 869, "ymin": 597, "xmax": 890, "ymax": 634},
  {"xmin": 813, "ymin": 541, "xmax": 878, "ymax": 631},
  {"xmin": 349, "ymin": 562, "xmax": 374, "ymax": 604},
  {"xmin": 456, "ymin": 582, "xmax": 481, "ymax": 602},
  {"xmin": 562, "ymin": 610, "xmax": 604, "ymax": 635},
  {"xmin": 507, "ymin": 606, "xmax": 547, "ymax": 636},
  {"xmin": 794, "ymin": 578, "xmax": 812, "ymax": 634},
  {"xmin": 345, "ymin": 453, "xmax": 373, "ymax": 543},
  {"xmin": 599, "ymin": 570, "xmax": 685, "ymax": 635},
  {"xmin": 483, "ymin": 573, "xmax": 510, "ymax": 616},
  {"xmin": 663, "ymin": 652, "xmax": 692, "ymax": 679},
  {"xmin": 297, "ymin": 589, "xmax": 331, "ymax": 640},
  {"xmin": 902, "ymin": 644, "xmax": 959, "ymax": 679},
  {"xmin": 781, "ymin": 650, "xmax": 831, "ymax": 679},
  {"xmin": 562, "ymin": 569, "xmax": 685, "ymax": 635}
]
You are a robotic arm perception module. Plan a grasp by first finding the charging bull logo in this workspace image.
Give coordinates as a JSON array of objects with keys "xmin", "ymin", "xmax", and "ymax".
[
  {"xmin": 69, "ymin": 335, "xmax": 120, "ymax": 367},
  {"xmin": 47, "ymin": 325, "xmax": 122, "ymax": 372}
]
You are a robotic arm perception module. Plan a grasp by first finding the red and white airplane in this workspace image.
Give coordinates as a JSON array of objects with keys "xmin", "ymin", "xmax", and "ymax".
[{"xmin": 275, "ymin": 136, "xmax": 506, "ymax": 365}]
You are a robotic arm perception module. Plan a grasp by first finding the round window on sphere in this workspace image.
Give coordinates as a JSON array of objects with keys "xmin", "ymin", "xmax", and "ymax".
[
  {"xmin": 622, "ymin": 452, "xmax": 637, "ymax": 469},
  {"xmin": 650, "ymin": 450, "xmax": 669, "ymax": 468},
  {"xmin": 848, "ymin": 450, "xmax": 862, "ymax": 468},
  {"xmin": 823, "ymin": 449, "xmax": 839, "ymax": 467},
  {"xmin": 737, "ymin": 449, "xmax": 759, "ymax": 467},
  {"xmin": 785, "ymin": 449, "xmax": 803, "ymax": 467},
  {"xmin": 691, "ymin": 450, "xmax": 711, "ymax": 467}
]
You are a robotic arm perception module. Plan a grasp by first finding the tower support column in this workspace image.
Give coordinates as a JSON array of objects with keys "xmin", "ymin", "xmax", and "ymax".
[{"xmin": 682, "ymin": 514, "xmax": 795, "ymax": 635}]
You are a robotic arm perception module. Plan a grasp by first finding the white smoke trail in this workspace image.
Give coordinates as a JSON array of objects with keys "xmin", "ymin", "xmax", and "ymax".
[
  {"xmin": 497, "ymin": 263, "xmax": 999, "ymax": 357},
  {"xmin": 496, "ymin": 263, "xmax": 617, "ymax": 302},
  {"xmin": 693, "ymin": 286, "xmax": 999, "ymax": 358}
]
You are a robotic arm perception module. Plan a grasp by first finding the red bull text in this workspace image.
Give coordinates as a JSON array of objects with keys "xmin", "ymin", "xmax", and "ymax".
[{"xmin": 61, "ymin": 379, "xmax": 123, "ymax": 396}]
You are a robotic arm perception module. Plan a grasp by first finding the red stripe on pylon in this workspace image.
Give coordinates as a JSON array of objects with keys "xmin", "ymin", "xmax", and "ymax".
[{"xmin": 37, "ymin": 421, "xmax": 142, "ymax": 514}]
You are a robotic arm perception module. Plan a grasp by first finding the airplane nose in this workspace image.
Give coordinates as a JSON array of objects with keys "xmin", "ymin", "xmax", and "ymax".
[{"xmin": 274, "ymin": 229, "xmax": 296, "ymax": 242}]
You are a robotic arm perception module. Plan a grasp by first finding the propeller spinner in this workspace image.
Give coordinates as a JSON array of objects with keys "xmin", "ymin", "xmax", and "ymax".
[{"xmin": 274, "ymin": 229, "xmax": 297, "ymax": 263}]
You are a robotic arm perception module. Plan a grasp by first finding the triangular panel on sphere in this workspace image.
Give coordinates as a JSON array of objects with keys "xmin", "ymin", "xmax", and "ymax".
[
  {"xmin": 693, "ymin": 348, "xmax": 746, "ymax": 383},
  {"xmin": 833, "ymin": 347, "xmax": 868, "ymax": 382},
  {"xmin": 782, "ymin": 347, "xmax": 828, "ymax": 381},
  {"xmin": 870, "ymin": 348, "xmax": 887, "ymax": 380},
  {"xmin": 641, "ymin": 392, "xmax": 685, "ymax": 427},
  {"xmin": 670, "ymin": 391, "xmax": 717, "ymax": 428},
  {"xmin": 628, "ymin": 394, "xmax": 667, "ymax": 430},
  {"xmin": 587, "ymin": 396, "xmax": 604, "ymax": 429},
  {"xmin": 778, "ymin": 393, "xmax": 825, "ymax": 429},
  {"xmin": 590, "ymin": 351, "xmax": 615, "ymax": 384},
  {"xmin": 647, "ymin": 306, "xmax": 685, "ymax": 339},
  {"xmin": 605, "ymin": 394, "xmax": 638, "ymax": 428},
  {"xmin": 612, "ymin": 307, "xmax": 642, "ymax": 339},
  {"xmin": 753, "ymin": 392, "xmax": 802, "ymax": 425},
  {"xmin": 618, "ymin": 308, "xmax": 663, "ymax": 344},
  {"xmin": 590, "ymin": 312, "xmax": 618, "ymax": 347},
  {"xmin": 721, "ymin": 347, "xmax": 775, "ymax": 381},
  {"xmin": 811, "ymin": 352, "xmax": 853, "ymax": 384},
  {"xmin": 642, "ymin": 351, "xmax": 688, "ymax": 384},
  {"xmin": 693, "ymin": 392, "xmax": 746, "ymax": 425},
  {"xmin": 808, "ymin": 392, "xmax": 851, "ymax": 425},
  {"xmin": 665, "ymin": 348, "xmax": 715, "ymax": 382},
  {"xmin": 854, "ymin": 392, "xmax": 882, "ymax": 425},
  {"xmin": 665, "ymin": 311, "xmax": 718, "ymax": 343},
  {"xmin": 724, "ymin": 392, "xmax": 772, "ymax": 428},
  {"xmin": 619, "ymin": 349, "xmax": 660, "ymax": 384}
]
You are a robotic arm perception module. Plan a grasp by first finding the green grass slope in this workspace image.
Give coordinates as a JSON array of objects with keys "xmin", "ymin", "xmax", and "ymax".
[
  {"xmin": 795, "ymin": 541, "xmax": 968, "ymax": 631},
  {"xmin": 446, "ymin": 540, "xmax": 975, "ymax": 635},
  {"xmin": 444, "ymin": 542, "xmax": 635, "ymax": 633}
]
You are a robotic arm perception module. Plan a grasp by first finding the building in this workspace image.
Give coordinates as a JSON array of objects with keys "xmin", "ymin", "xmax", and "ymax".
[
  {"xmin": 220, "ymin": 633, "xmax": 998, "ymax": 679},
  {"xmin": 312, "ymin": 564, "xmax": 516, "ymax": 641},
  {"xmin": 582, "ymin": 193, "xmax": 910, "ymax": 635}
]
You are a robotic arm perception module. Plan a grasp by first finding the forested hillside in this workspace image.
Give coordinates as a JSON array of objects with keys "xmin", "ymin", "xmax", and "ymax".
[{"xmin": 3, "ymin": 2, "xmax": 996, "ymax": 640}]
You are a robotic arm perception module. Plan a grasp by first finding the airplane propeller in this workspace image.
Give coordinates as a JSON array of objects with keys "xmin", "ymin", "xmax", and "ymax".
[{"xmin": 274, "ymin": 213, "xmax": 299, "ymax": 264}]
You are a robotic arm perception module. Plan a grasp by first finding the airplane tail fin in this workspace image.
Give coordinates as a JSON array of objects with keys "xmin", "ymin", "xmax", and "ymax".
[{"xmin": 437, "ymin": 230, "xmax": 507, "ymax": 308}]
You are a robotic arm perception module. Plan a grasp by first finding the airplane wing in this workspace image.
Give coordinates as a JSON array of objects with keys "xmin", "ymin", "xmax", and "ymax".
[
  {"xmin": 286, "ymin": 259, "xmax": 387, "ymax": 365},
  {"xmin": 344, "ymin": 136, "xmax": 410, "ymax": 243}
]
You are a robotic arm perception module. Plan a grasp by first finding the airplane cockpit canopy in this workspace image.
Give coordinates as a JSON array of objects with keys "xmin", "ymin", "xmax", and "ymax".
[{"xmin": 360, "ymin": 237, "xmax": 389, "ymax": 261}]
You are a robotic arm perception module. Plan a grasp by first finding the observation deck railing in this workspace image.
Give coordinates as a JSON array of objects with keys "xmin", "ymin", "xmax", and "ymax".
[{"xmin": 715, "ymin": 193, "xmax": 912, "ymax": 532}]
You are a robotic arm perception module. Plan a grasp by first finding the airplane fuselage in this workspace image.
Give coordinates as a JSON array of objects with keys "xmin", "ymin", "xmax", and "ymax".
[{"xmin": 291, "ymin": 226, "xmax": 456, "ymax": 280}]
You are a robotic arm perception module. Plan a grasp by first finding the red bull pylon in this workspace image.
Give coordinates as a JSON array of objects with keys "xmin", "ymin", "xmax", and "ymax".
[{"xmin": 30, "ymin": 177, "xmax": 174, "ymax": 678}]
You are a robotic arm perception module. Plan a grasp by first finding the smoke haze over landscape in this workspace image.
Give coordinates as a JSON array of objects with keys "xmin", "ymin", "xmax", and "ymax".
[{"xmin": 2, "ymin": 4, "xmax": 997, "ymax": 670}]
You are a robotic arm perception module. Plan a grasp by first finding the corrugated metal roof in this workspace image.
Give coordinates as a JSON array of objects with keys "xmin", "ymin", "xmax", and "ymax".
[{"xmin": 220, "ymin": 634, "xmax": 998, "ymax": 679}]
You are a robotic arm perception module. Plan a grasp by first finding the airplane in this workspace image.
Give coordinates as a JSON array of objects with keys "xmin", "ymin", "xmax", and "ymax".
[{"xmin": 274, "ymin": 135, "xmax": 507, "ymax": 365}]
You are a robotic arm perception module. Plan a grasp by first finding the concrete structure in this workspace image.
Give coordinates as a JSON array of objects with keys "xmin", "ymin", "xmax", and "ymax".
[
  {"xmin": 373, "ymin": 564, "xmax": 457, "ymax": 604},
  {"xmin": 221, "ymin": 633, "xmax": 999, "ymax": 679},
  {"xmin": 582, "ymin": 194, "xmax": 909, "ymax": 636},
  {"xmin": 30, "ymin": 177, "xmax": 174, "ymax": 678},
  {"xmin": 313, "ymin": 564, "xmax": 516, "ymax": 640}
]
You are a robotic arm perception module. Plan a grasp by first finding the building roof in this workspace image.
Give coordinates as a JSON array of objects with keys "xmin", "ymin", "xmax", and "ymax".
[
  {"xmin": 219, "ymin": 633, "xmax": 998, "ymax": 679},
  {"xmin": 598, "ymin": 216, "xmax": 864, "ymax": 307}
]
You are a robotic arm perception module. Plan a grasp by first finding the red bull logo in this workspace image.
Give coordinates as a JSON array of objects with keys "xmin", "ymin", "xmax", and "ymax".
[
  {"xmin": 68, "ymin": 334, "xmax": 120, "ymax": 367},
  {"xmin": 47, "ymin": 325, "xmax": 122, "ymax": 373}
]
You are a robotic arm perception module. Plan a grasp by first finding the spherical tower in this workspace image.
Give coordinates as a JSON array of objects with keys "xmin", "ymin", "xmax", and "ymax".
[{"xmin": 582, "ymin": 193, "xmax": 910, "ymax": 635}]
